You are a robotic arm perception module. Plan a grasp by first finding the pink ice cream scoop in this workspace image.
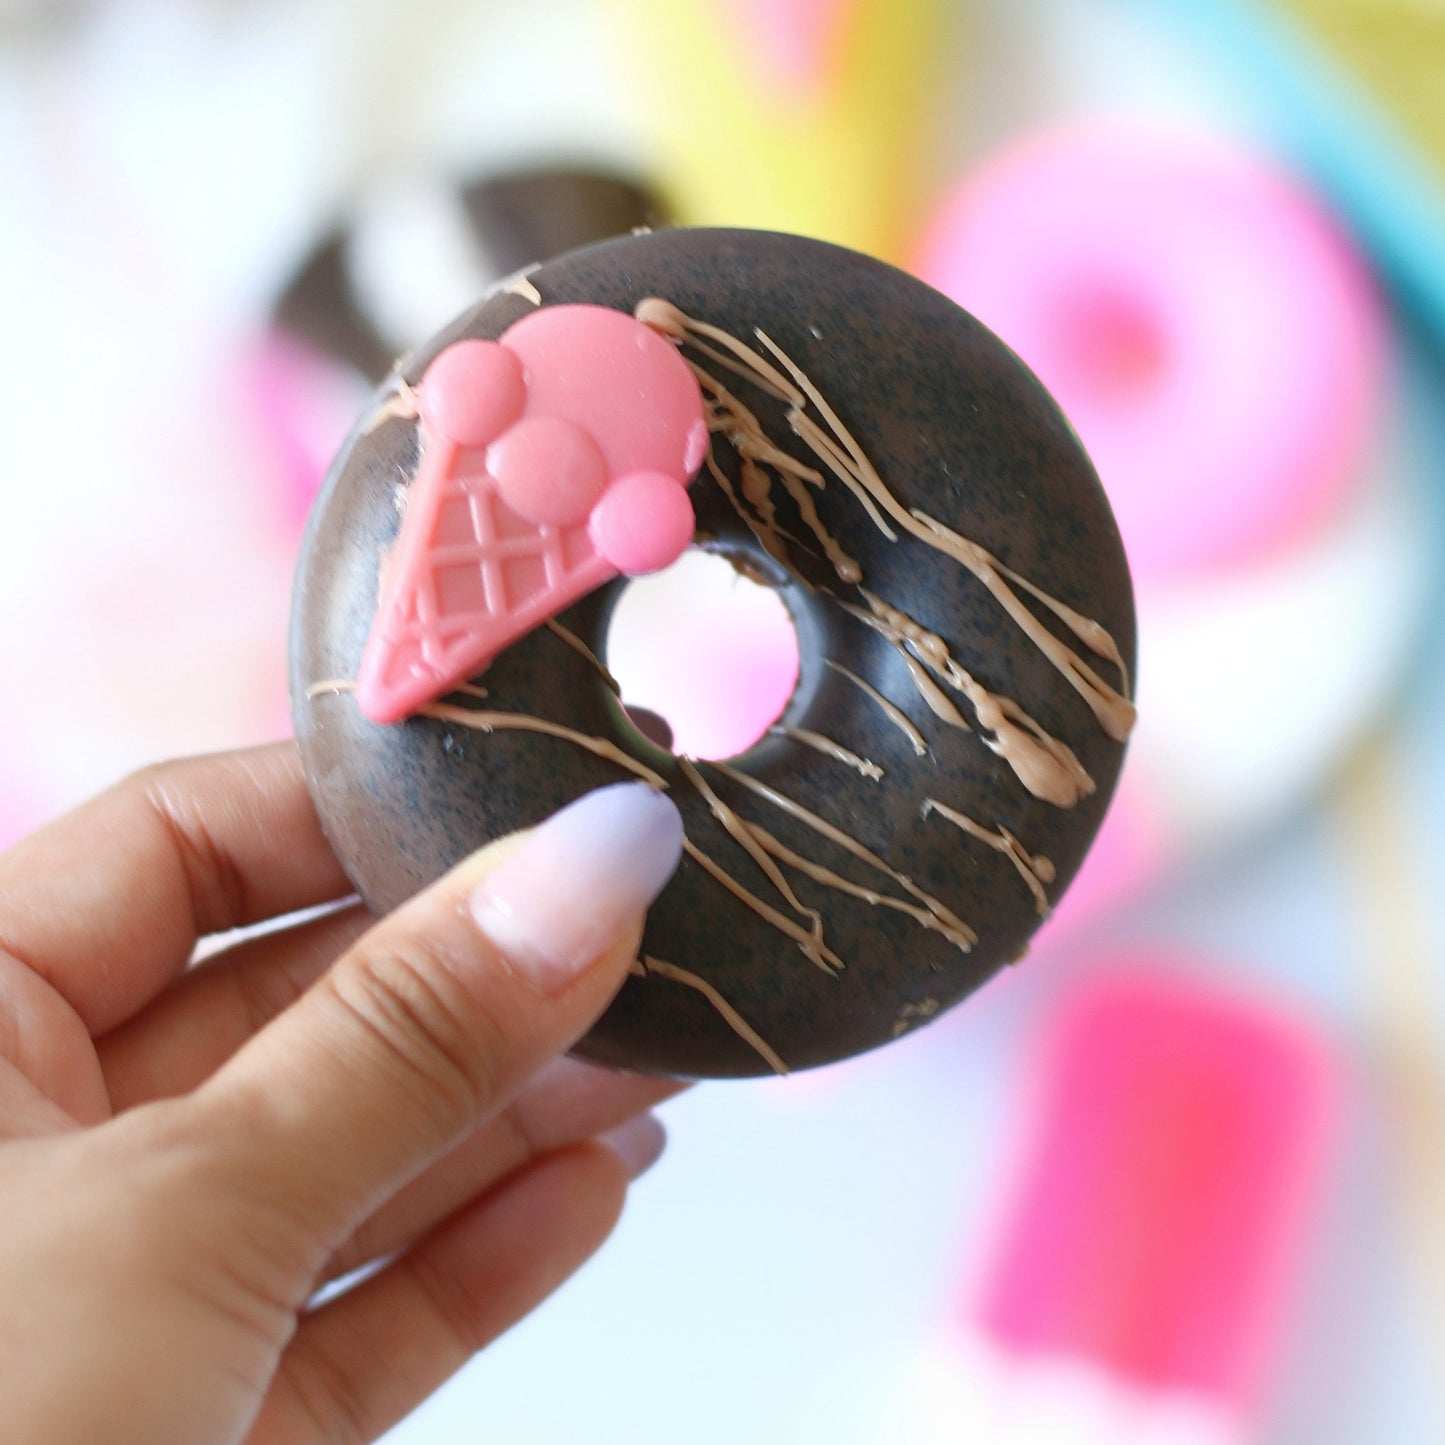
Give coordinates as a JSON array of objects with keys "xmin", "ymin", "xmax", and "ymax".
[{"xmin": 355, "ymin": 304, "xmax": 710, "ymax": 725}]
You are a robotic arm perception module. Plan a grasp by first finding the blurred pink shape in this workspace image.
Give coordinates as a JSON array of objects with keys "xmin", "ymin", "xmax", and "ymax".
[
  {"xmin": 710, "ymin": 0, "xmax": 857, "ymax": 91},
  {"xmin": 606, "ymin": 549, "xmax": 800, "ymax": 760},
  {"xmin": 240, "ymin": 328, "xmax": 371, "ymax": 531},
  {"xmin": 917, "ymin": 126, "xmax": 1384, "ymax": 584},
  {"xmin": 975, "ymin": 965, "xmax": 1340, "ymax": 1415},
  {"xmin": 0, "ymin": 738, "xmax": 46, "ymax": 854}
]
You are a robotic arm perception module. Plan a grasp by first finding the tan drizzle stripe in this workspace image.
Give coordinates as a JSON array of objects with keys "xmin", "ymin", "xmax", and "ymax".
[
  {"xmin": 698, "ymin": 390, "xmax": 823, "ymax": 575},
  {"xmin": 787, "ymin": 408, "xmax": 900, "ymax": 537},
  {"xmin": 545, "ymin": 619, "xmax": 621, "ymax": 695},
  {"xmin": 678, "ymin": 328, "xmax": 796, "ymax": 404},
  {"xmin": 753, "ymin": 325, "xmax": 1134, "ymax": 738},
  {"xmin": 756, "ymin": 327, "xmax": 877, "ymax": 490},
  {"xmin": 834, "ymin": 600, "xmax": 971, "ymax": 732},
  {"xmin": 677, "ymin": 756, "xmax": 828, "ymax": 942},
  {"xmin": 680, "ymin": 310, "xmax": 1101, "ymax": 807},
  {"xmin": 771, "ymin": 726, "xmax": 883, "ymax": 781},
  {"xmin": 775, "ymin": 467, "xmax": 861, "ymax": 583},
  {"xmin": 650, "ymin": 295, "xmax": 1134, "ymax": 740},
  {"xmin": 921, "ymin": 798, "xmax": 1054, "ymax": 918},
  {"xmin": 305, "ymin": 677, "xmax": 358, "ymax": 700},
  {"xmin": 997, "ymin": 559, "xmax": 1131, "ymax": 699},
  {"xmin": 852, "ymin": 592, "xmax": 1093, "ymax": 808},
  {"xmin": 707, "ymin": 761, "xmax": 974, "ymax": 941},
  {"xmin": 992, "ymin": 692, "xmax": 1094, "ymax": 799},
  {"xmin": 738, "ymin": 456, "xmax": 787, "ymax": 554},
  {"xmin": 825, "ymin": 660, "xmax": 928, "ymax": 756},
  {"xmin": 413, "ymin": 702, "xmax": 668, "ymax": 789},
  {"xmin": 631, "ymin": 956, "xmax": 789, "ymax": 1075},
  {"xmin": 910, "ymin": 510, "xmax": 1136, "ymax": 739},
  {"xmin": 503, "ymin": 273, "xmax": 543, "ymax": 306},
  {"xmin": 675, "ymin": 320, "xmax": 883, "ymax": 576},
  {"xmin": 682, "ymin": 838, "xmax": 843, "ymax": 975},
  {"xmin": 304, "ymin": 682, "xmax": 668, "ymax": 786},
  {"xmin": 361, "ymin": 379, "xmax": 420, "ymax": 436},
  {"xmin": 747, "ymin": 822, "xmax": 974, "ymax": 951},
  {"xmin": 786, "ymin": 408, "xmax": 899, "ymax": 541},
  {"xmin": 902, "ymin": 653, "xmax": 970, "ymax": 729},
  {"xmin": 638, "ymin": 297, "xmax": 805, "ymax": 407},
  {"xmin": 704, "ymin": 449, "xmax": 792, "ymax": 569}
]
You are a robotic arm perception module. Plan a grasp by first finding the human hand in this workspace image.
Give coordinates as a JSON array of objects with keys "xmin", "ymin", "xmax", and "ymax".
[{"xmin": 0, "ymin": 746, "xmax": 685, "ymax": 1444}]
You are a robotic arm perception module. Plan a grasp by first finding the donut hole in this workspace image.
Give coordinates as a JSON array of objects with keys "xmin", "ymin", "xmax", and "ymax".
[
  {"xmin": 1046, "ymin": 281, "xmax": 1168, "ymax": 403},
  {"xmin": 604, "ymin": 548, "xmax": 800, "ymax": 761}
]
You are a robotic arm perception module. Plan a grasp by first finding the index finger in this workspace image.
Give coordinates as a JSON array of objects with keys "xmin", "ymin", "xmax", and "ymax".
[{"xmin": 0, "ymin": 744, "xmax": 352, "ymax": 1035}]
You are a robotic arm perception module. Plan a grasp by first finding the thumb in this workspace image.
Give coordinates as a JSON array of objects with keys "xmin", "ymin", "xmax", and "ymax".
[{"xmin": 184, "ymin": 781, "xmax": 682, "ymax": 1275}]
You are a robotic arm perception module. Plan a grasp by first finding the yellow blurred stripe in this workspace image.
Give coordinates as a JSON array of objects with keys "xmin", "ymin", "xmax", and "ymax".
[
  {"xmin": 614, "ymin": 0, "xmax": 950, "ymax": 262},
  {"xmin": 1268, "ymin": 0, "xmax": 1445, "ymax": 182}
]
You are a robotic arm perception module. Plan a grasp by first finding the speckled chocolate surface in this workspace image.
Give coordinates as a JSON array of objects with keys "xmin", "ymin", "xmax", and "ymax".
[{"xmin": 289, "ymin": 228, "xmax": 1135, "ymax": 1078}]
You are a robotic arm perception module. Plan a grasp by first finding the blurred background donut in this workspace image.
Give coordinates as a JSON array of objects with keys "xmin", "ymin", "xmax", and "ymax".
[{"xmin": 912, "ymin": 123, "xmax": 1437, "ymax": 925}]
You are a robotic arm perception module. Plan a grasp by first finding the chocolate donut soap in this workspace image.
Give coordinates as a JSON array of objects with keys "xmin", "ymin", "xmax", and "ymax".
[{"xmin": 290, "ymin": 228, "xmax": 1136, "ymax": 1078}]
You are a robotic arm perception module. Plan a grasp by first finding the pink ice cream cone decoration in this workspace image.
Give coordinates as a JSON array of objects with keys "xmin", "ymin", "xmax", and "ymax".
[{"xmin": 356, "ymin": 304, "xmax": 709, "ymax": 724}]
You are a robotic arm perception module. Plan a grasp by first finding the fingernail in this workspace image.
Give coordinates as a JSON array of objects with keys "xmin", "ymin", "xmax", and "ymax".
[
  {"xmin": 469, "ymin": 783, "xmax": 683, "ymax": 994},
  {"xmin": 601, "ymin": 1113, "xmax": 667, "ymax": 1181}
]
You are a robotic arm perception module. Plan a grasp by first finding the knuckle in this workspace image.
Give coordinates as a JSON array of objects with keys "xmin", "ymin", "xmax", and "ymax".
[
  {"xmin": 328, "ymin": 935, "xmax": 508, "ymax": 1127},
  {"xmin": 129, "ymin": 760, "xmax": 250, "ymax": 934},
  {"xmin": 280, "ymin": 1336, "xmax": 375, "ymax": 1445},
  {"xmin": 403, "ymin": 1247, "xmax": 486, "ymax": 1359}
]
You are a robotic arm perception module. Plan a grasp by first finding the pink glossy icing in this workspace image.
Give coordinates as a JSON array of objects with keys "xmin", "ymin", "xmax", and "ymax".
[
  {"xmin": 915, "ymin": 127, "xmax": 1384, "ymax": 582},
  {"xmin": 418, "ymin": 339, "xmax": 526, "ymax": 447},
  {"xmin": 356, "ymin": 304, "xmax": 707, "ymax": 725},
  {"xmin": 588, "ymin": 471, "xmax": 699, "ymax": 574}
]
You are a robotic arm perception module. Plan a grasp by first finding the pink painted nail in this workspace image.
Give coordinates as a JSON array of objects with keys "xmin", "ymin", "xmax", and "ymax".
[{"xmin": 469, "ymin": 783, "xmax": 683, "ymax": 994}]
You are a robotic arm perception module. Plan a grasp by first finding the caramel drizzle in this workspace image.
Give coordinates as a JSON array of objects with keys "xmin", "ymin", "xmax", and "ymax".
[
  {"xmin": 680, "ymin": 761, "xmax": 972, "ymax": 951},
  {"xmin": 743, "ymin": 821, "xmax": 975, "ymax": 952},
  {"xmin": 305, "ymin": 677, "xmax": 359, "ymax": 700},
  {"xmin": 631, "ymin": 956, "xmax": 789, "ymax": 1076},
  {"xmin": 642, "ymin": 298, "xmax": 900, "ymax": 545},
  {"xmin": 683, "ymin": 753, "xmax": 971, "ymax": 952},
  {"xmin": 996, "ymin": 558, "xmax": 1132, "ymax": 703},
  {"xmin": 503, "ymin": 272, "xmax": 543, "ymax": 306},
  {"xmin": 641, "ymin": 298, "xmax": 863, "ymax": 584},
  {"xmin": 311, "ymin": 681, "xmax": 856, "ymax": 979},
  {"xmin": 544, "ymin": 619, "xmax": 621, "ymax": 694},
  {"xmin": 752, "ymin": 324, "xmax": 1134, "ymax": 737},
  {"xmin": 682, "ymin": 837, "xmax": 843, "ymax": 975},
  {"xmin": 908, "ymin": 511, "xmax": 1135, "ymax": 740},
  {"xmin": 677, "ymin": 757, "xmax": 832, "ymax": 964},
  {"xmin": 825, "ymin": 660, "xmax": 928, "ymax": 757},
  {"xmin": 846, "ymin": 591, "xmax": 1095, "ymax": 809},
  {"xmin": 898, "ymin": 652, "xmax": 971, "ymax": 731},
  {"xmin": 361, "ymin": 378, "xmax": 420, "ymax": 436},
  {"xmin": 707, "ymin": 761, "xmax": 975, "ymax": 946},
  {"xmin": 771, "ymin": 725, "xmax": 883, "ymax": 781},
  {"xmin": 920, "ymin": 798, "xmax": 1056, "ymax": 917},
  {"xmin": 639, "ymin": 299, "xmax": 1136, "ymax": 778}
]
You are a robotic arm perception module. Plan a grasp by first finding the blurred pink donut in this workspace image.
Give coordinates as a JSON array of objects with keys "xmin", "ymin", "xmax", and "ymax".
[{"xmin": 915, "ymin": 126, "xmax": 1384, "ymax": 582}]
